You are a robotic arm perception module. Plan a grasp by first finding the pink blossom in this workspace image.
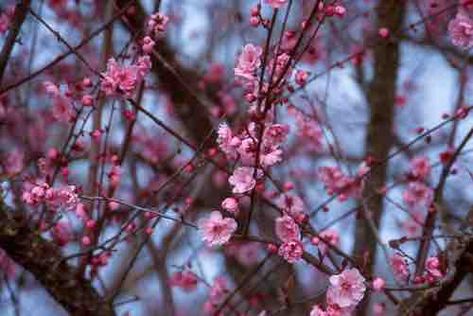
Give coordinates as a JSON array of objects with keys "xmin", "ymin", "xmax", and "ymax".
[
  {"xmin": 317, "ymin": 229, "xmax": 340, "ymax": 255},
  {"xmin": 22, "ymin": 182, "xmax": 79, "ymax": 210},
  {"xmin": 310, "ymin": 305, "xmax": 351, "ymax": 316},
  {"xmin": 225, "ymin": 242, "xmax": 262, "ymax": 266},
  {"xmin": 425, "ymin": 256, "xmax": 443, "ymax": 282},
  {"xmin": 270, "ymin": 53, "xmax": 291, "ymax": 81},
  {"xmin": 0, "ymin": 11, "xmax": 10, "ymax": 34},
  {"xmin": 204, "ymin": 276, "xmax": 230, "ymax": 313},
  {"xmin": 390, "ymin": 254, "xmax": 409, "ymax": 281},
  {"xmin": 234, "ymin": 44, "xmax": 262, "ymax": 80},
  {"xmin": 310, "ymin": 305, "xmax": 328, "ymax": 316},
  {"xmin": 142, "ymin": 36, "xmax": 155, "ymax": 54},
  {"xmin": 448, "ymin": 13, "xmax": 473, "ymax": 48},
  {"xmin": 52, "ymin": 220, "xmax": 73, "ymax": 246},
  {"xmin": 264, "ymin": 124, "xmax": 289, "ymax": 145},
  {"xmin": 101, "ymin": 58, "xmax": 147, "ymax": 97},
  {"xmin": 43, "ymin": 81, "xmax": 60, "ymax": 96},
  {"xmin": 289, "ymin": 106, "xmax": 324, "ymax": 152},
  {"xmin": 147, "ymin": 12, "xmax": 169, "ymax": 35},
  {"xmin": 3, "ymin": 149, "xmax": 23, "ymax": 175},
  {"xmin": 108, "ymin": 165, "xmax": 122, "ymax": 188},
  {"xmin": 277, "ymin": 193, "xmax": 305, "ymax": 218},
  {"xmin": 378, "ymin": 27, "xmax": 390, "ymax": 38},
  {"xmin": 275, "ymin": 215, "xmax": 300, "ymax": 242},
  {"xmin": 327, "ymin": 268, "xmax": 366, "ymax": 308},
  {"xmin": 265, "ymin": 0, "xmax": 287, "ymax": 9},
  {"xmin": 52, "ymin": 97, "xmax": 73, "ymax": 122},
  {"xmin": 169, "ymin": 270, "xmax": 199, "ymax": 292},
  {"xmin": 198, "ymin": 211, "xmax": 237, "ymax": 247},
  {"xmin": 410, "ymin": 156, "xmax": 431, "ymax": 180},
  {"xmin": 319, "ymin": 166, "xmax": 363, "ymax": 201},
  {"xmin": 228, "ymin": 167, "xmax": 258, "ymax": 194},
  {"xmin": 260, "ymin": 146, "xmax": 283, "ymax": 167},
  {"xmin": 372, "ymin": 277, "xmax": 385, "ymax": 291},
  {"xmin": 403, "ymin": 181, "xmax": 433, "ymax": 208},
  {"xmin": 136, "ymin": 55, "xmax": 152, "ymax": 78},
  {"xmin": 295, "ymin": 70, "xmax": 309, "ymax": 86},
  {"xmin": 278, "ymin": 240, "xmax": 304, "ymax": 263},
  {"xmin": 217, "ymin": 123, "xmax": 239, "ymax": 159},
  {"xmin": 373, "ymin": 303, "xmax": 386, "ymax": 316},
  {"xmin": 221, "ymin": 197, "xmax": 239, "ymax": 214}
]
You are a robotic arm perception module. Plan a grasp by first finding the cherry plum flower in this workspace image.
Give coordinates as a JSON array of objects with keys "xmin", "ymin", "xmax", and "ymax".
[
  {"xmin": 0, "ymin": 11, "xmax": 10, "ymax": 34},
  {"xmin": 372, "ymin": 277, "xmax": 385, "ymax": 291},
  {"xmin": 101, "ymin": 58, "xmax": 149, "ymax": 97},
  {"xmin": 390, "ymin": 253, "xmax": 409, "ymax": 281},
  {"xmin": 326, "ymin": 268, "xmax": 366, "ymax": 308},
  {"xmin": 409, "ymin": 156, "xmax": 431, "ymax": 181},
  {"xmin": 277, "ymin": 193, "xmax": 306, "ymax": 218},
  {"xmin": 278, "ymin": 240, "xmax": 304, "ymax": 263},
  {"xmin": 217, "ymin": 123, "xmax": 240, "ymax": 159},
  {"xmin": 169, "ymin": 270, "xmax": 199, "ymax": 292},
  {"xmin": 448, "ymin": 13, "xmax": 473, "ymax": 49},
  {"xmin": 2, "ymin": 149, "xmax": 23, "ymax": 176},
  {"xmin": 147, "ymin": 12, "xmax": 169, "ymax": 35},
  {"xmin": 225, "ymin": 242, "xmax": 262, "ymax": 266},
  {"xmin": 22, "ymin": 181, "xmax": 80, "ymax": 211},
  {"xmin": 234, "ymin": 43, "xmax": 263, "ymax": 81},
  {"xmin": 221, "ymin": 197, "xmax": 239, "ymax": 214},
  {"xmin": 52, "ymin": 220, "xmax": 73, "ymax": 246},
  {"xmin": 314, "ymin": 229, "xmax": 340, "ymax": 255},
  {"xmin": 228, "ymin": 167, "xmax": 260, "ymax": 194},
  {"xmin": 319, "ymin": 166, "xmax": 363, "ymax": 201},
  {"xmin": 310, "ymin": 304, "xmax": 351, "ymax": 316},
  {"xmin": 403, "ymin": 181, "xmax": 433, "ymax": 208},
  {"xmin": 198, "ymin": 211, "xmax": 237, "ymax": 247},
  {"xmin": 203, "ymin": 276, "xmax": 230, "ymax": 313},
  {"xmin": 425, "ymin": 256, "xmax": 443, "ymax": 282},
  {"xmin": 275, "ymin": 215, "xmax": 300, "ymax": 242}
]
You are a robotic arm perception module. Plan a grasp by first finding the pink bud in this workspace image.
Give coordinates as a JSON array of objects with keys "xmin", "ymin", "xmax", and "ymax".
[
  {"xmin": 81, "ymin": 94, "xmax": 94, "ymax": 106},
  {"xmin": 82, "ymin": 236, "xmax": 91, "ymax": 246},
  {"xmin": 372, "ymin": 277, "xmax": 385, "ymax": 291},
  {"xmin": 378, "ymin": 27, "xmax": 390, "ymax": 39}
]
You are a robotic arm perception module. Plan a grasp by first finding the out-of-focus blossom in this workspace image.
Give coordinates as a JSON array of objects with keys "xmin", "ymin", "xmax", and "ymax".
[
  {"xmin": 390, "ymin": 254, "xmax": 409, "ymax": 281},
  {"xmin": 265, "ymin": 0, "xmax": 287, "ymax": 9},
  {"xmin": 169, "ymin": 270, "xmax": 199, "ymax": 292}
]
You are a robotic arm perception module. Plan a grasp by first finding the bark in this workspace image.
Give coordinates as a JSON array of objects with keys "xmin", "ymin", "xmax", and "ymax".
[
  {"xmin": 399, "ymin": 234, "xmax": 473, "ymax": 315},
  {"xmin": 353, "ymin": 0, "xmax": 405, "ymax": 314},
  {"xmin": 0, "ymin": 0, "xmax": 31, "ymax": 85},
  {"xmin": 0, "ymin": 201, "xmax": 114, "ymax": 315}
]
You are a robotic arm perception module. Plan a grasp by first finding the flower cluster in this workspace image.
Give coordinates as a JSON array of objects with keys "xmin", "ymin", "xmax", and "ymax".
[
  {"xmin": 319, "ymin": 164, "xmax": 368, "ymax": 201},
  {"xmin": 100, "ymin": 56, "xmax": 151, "ymax": 97},
  {"xmin": 22, "ymin": 182, "xmax": 79, "ymax": 211},
  {"xmin": 217, "ymin": 122, "xmax": 289, "ymax": 169}
]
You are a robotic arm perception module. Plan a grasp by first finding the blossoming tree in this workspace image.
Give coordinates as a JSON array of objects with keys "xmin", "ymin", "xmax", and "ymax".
[{"xmin": 1, "ymin": 0, "xmax": 473, "ymax": 315}]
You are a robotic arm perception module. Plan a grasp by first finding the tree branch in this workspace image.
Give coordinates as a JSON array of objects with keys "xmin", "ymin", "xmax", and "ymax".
[{"xmin": 0, "ymin": 201, "xmax": 115, "ymax": 315}]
